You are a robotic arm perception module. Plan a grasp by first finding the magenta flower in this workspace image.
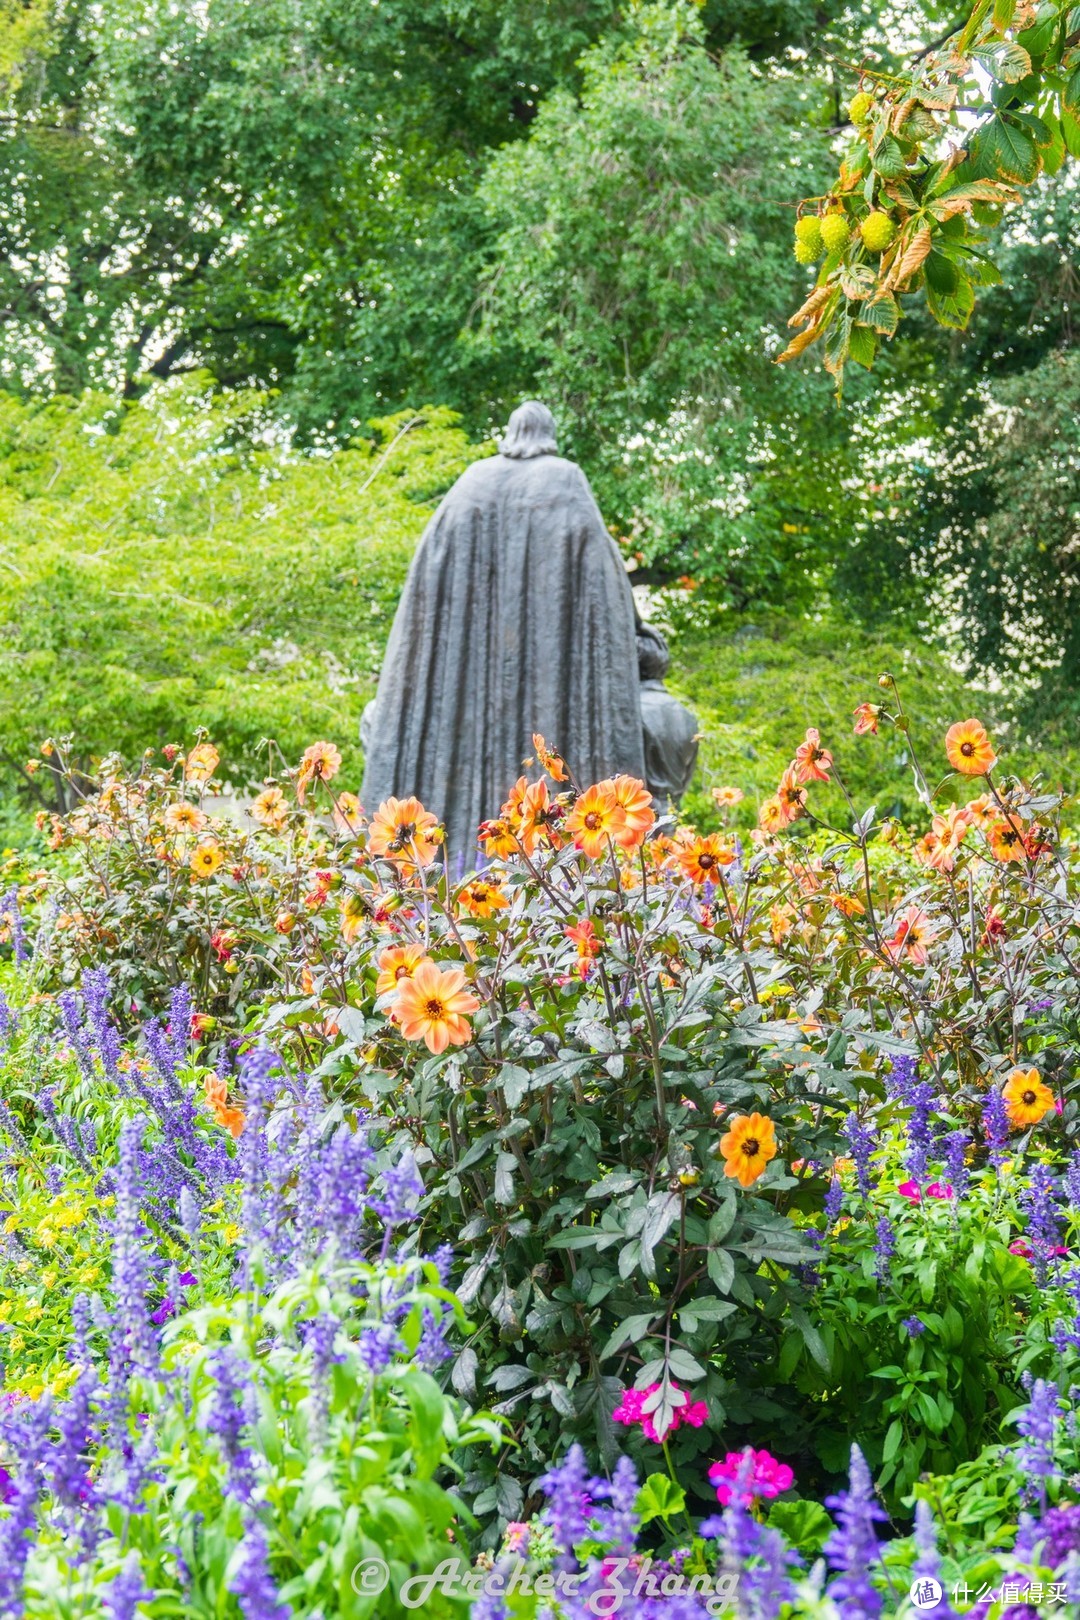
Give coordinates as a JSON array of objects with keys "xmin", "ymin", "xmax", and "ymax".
[
  {"xmin": 611, "ymin": 1382, "xmax": 709, "ymax": 1444},
  {"xmin": 897, "ymin": 1180, "xmax": 954, "ymax": 1203},
  {"xmin": 709, "ymin": 1447, "xmax": 794, "ymax": 1506}
]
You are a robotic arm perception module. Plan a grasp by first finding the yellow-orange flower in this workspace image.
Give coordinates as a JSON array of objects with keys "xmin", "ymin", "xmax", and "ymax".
[
  {"xmin": 885, "ymin": 904, "xmax": 934, "ymax": 966},
  {"xmin": 565, "ymin": 783, "xmax": 626, "ymax": 859},
  {"xmin": 332, "ymin": 791, "xmax": 364, "ymax": 836},
  {"xmin": 251, "ymin": 786, "xmax": 289, "ymax": 830},
  {"xmin": 164, "ymin": 803, "xmax": 207, "ymax": 835},
  {"xmin": 830, "ymin": 891, "xmax": 865, "ymax": 917},
  {"xmin": 986, "ymin": 817, "xmax": 1025, "ymax": 864},
  {"xmin": 678, "ymin": 834, "xmax": 735, "ymax": 885},
  {"xmin": 792, "ymin": 727, "xmax": 833, "ymax": 784},
  {"xmin": 711, "ymin": 785, "xmax": 744, "ymax": 808},
  {"xmin": 532, "ymin": 734, "xmax": 568, "ymax": 782},
  {"xmin": 392, "ymin": 960, "xmax": 481, "ymax": 1054},
  {"xmin": 204, "ymin": 1074, "xmax": 244, "ymax": 1138},
  {"xmin": 368, "ymin": 796, "xmax": 442, "ymax": 869},
  {"xmin": 1002, "ymin": 1067, "xmax": 1056, "ymax": 1130},
  {"xmin": 478, "ymin": 817, "xmax": 519, "ymax": 860},
  {"xmin": 296, "ymin": 741, "xmax": 343, "ymax": 805},
  {"xmin": 458, "ymin": 876, "xmax": 510, "ymax": 918},
  {"xmin": 340, "ymin": 891, "xmax": 367, "ymax": 943},
  {"xmin": 375, "ymin": 942, "xmax": 431, "ymax": 997},
  {"xmin": 602, "ymin": 775, "xmax": 655, "ymax": 851},
  {"xmin": 963, "ymin": 793, "xmax": 995, "ymax": 829},
  {"xmin": 945, "ymin": 719, "xmax": 996, "ymax": 777},
  {"xmin": 190, "ymin": 842, "xmax": 224, "ymax": 879},
  {"xmin": 719, "ymin": 1112, "xmax": 777, "ymax": 1188},
  {"xmin": 776, "ymin": 767, "xmax": 807, "ymax": 823},
  {"xmin": 185, "ymin": 742, "xmax": 220, "ymax": 783},
  {"xmin": 916, "ymin": 806, "xmax": 969, "ymax": 873},
  {"xmin": 758, "ymin": 796, "xmax": 787, "ymax": 835},
  {"xmin": 517, "ymin": 778, "xmax": 563, "ymax": 854}
]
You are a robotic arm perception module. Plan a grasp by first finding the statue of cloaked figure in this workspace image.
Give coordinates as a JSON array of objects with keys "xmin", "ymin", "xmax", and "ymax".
[
  {"xmin": 360, "ymin": 401, "xmax": 647, "ymax": 859},
  {"xmin": 637, "ymin": 623, "xmax": 699, "ymax": 810}
]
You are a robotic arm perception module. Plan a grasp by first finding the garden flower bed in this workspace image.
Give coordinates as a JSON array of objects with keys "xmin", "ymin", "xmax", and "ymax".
[{"xmin": 2, "ymin": 686, "xmax": 1080, "ymax": 1615}]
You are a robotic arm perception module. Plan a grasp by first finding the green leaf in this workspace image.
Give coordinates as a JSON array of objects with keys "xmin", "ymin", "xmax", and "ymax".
[
  {"xmin": 600, "ymin": 1311, "xmax": 659, "ymax": 1359},
  {"xmin": 927, "ymin": 271, "xmax": 976, "ymax": 329},
  {"xmin": 871, "ymin": 134, "xmax": 907, "ymax": 178},
  {"xmin": 857, "ymin": 293, "xmax": 900, "ymax": 336},
  {"xmin": 971, "ymin": 114, "xmax": 1040, "ymax": 183},
  {"xmin": 636, "ymin": 1473, "xmax": 686, "ymax": 1526},
  {"xmin": 766, "ymin": 1499, "xmax": 834, "ymax": 1554},
  {"xmin": 848, "ymin": 325, "xmax": 877, "ymax": 369}
]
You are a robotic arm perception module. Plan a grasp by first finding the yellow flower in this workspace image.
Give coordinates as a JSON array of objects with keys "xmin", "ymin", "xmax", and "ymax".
[
  {"xmin": 185, "ymin": 742, "xmax": 220, "ymax": 783},
  {"xmin": 251, "ymin": 785, "xmax": 289, "ymax": 830},
  {"xmin": 719, "ymin": 1113, "xmax": 778, "ymax": 1188},
  {"xmin": 945, "ymin": 719, "xmax": 996, "ymax": 776},
  {"xmin": 1002, "ymin": 1068, "xmax": 1055, "ymax": 1130},
  {"xmin": 678, "ymin": 834, "xmax": 735, "ymax": 885},
  {"xmin": 711, "ymin": 786, "xmax": 744, "ymax": 808},
  {"xmin": 190, "ymin": 841, "xmax": 224, "ymax": 879}
]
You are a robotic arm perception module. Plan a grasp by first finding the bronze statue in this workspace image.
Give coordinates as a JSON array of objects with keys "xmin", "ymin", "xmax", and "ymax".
[
  {"xmin": 360, "ymin": 402, "xmax": 647, "ymax": 858},
  {"xmin": 637, "ymin": 624, "xmax": 699, "ymax": 809}
]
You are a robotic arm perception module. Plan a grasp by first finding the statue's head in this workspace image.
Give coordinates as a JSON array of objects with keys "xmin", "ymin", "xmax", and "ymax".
[
  {"xmin": 499, "ymin": 400, "xmax": 558, "ymax": 459},
  {"xmin": 637, "ymin": 624, "xmax": 670, "ymax": 681}
]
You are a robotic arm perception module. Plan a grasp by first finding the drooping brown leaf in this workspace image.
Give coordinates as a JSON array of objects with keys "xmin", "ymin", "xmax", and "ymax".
[
  {"xmin": 788, "ymin": 284, "xmax": 832, "ymax": 329},
  {"xmin": 775, "ymin": 323, "xmax": 823, "ymax": 363},
  {"xmin": 887, "ymin": 224, "xmax": 933, "ymax": 289}
]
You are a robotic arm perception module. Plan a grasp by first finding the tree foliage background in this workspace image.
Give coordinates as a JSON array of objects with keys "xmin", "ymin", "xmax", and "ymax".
[{"xmin": 0, "ymin": 0, "xmax": 1077, "ymax": 808}]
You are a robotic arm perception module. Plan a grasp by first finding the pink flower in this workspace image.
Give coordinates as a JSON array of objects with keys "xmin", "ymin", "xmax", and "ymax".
[
  {"xmin": 612, "ymin": 1382, "xmax": 709, "ymax": 1444},
  {"xmin": 1010, "ymin": 1238, "xmax": 1068, "ymax": 1260},
  {"xmin": 897, "ymin": 1180, "xmax": 954, "ymax": 1202},
  {"xmin": 708, "ymin": 1447, "xmax": 794, "ymax": 1507},
  {"xmin": 503, "ymin": 1522, "xmax": 530, "ymax": 1554}
]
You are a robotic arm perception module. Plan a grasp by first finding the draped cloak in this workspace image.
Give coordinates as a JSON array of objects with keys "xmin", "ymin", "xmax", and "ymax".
[{"xmin": 360, "ymin": 449, "xmax": 646, "ymax": 860}]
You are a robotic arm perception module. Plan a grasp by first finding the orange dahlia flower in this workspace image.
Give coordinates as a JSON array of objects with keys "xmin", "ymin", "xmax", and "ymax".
[
  {"xmin": 516, "ymin": 779, "xmax": 563, "ymax": 855},
  {"xmin": 776, "ymin": 767, "xmax": 807, "ymax": 823},
  {"xmin": 885, "ymin": 904, "xmax": 934, "ymax": 966},
  {"xmin": 852, "ymin": 703, "xmax": 880, "ymax": 736},
  {"xmin": 565, "ymin": 783, "xmax": 626, "ymax": 859},
  {"xmin": 478, "ymin": 817, "xmax": 519, "ymax": 860},
  {"xmin": 251, "ymin": 786, "xmax": 289, "ymax": 830},
  {"xmin": 719, "ymin": 1112, "xmax": 777, "ymax": 1188},
  {"xmin": 392, "ymin": 960, "xmax": 481, "ymax": 1054},
  {"xmin": 368, "ymin": 796, "xmax": 442, "ymax": 869},
  {"xmin": 296, "ymin": 741, "xmax": 343, "ymax": 805},
  {"xmin": 792, "ymin": 727, "xmax": 833, "ymax": 784},
  {"xmin": 604, "ymin": 775, "xmax": 655, "ymax": 850},
  {"xmin": 986, "ymin": 817, "xmax": 1025, "ymax": 863},
  {"xmin": 164, "ymin": 803, "xmax": 207, "ymax": 835},
  {"xmin": 204, "ymin": 1074, "xmax": 244, "ymax": 1138},
  {"xmin": 185, "ymin": 742, "xmax": 220, "ymax": 783},
  {"xmin": 678, "ymin": 834, "xmax": 735, "ymax": 885},
  {"xmin": 532, "ymin": 734, "xmax": 568, "ymax": 783},
  {"xmin": 945, "ymin": 719, "xmax": 996, "ymax": 777},
  {"xmin": 457, "ymin": 876, "xmax": 509, "ymax": 918},
  {"xmin": 758, "ymin": 796, "xmax": 787, "ymax": 835},
  {"xmin": 711, "ymin": 785, "xmax": 744, "ymax": 808},
  {"xmin": 375, "ymin": 942, "xmax": 431, "ymax": 997},
  {"xmin": 332, "ymin": 791, "xmax": 364, "ymax": 836}
]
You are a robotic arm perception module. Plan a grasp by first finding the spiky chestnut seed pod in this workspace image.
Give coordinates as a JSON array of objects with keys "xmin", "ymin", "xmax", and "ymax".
[
  {"xmin": 860, "ymin": 211, "xmax": 896, "ymax": 253},
  {"xmin": 849, "ymin": 91, "xmax": 874, "ymax": 124},
  {"xmin": 795, "ymin": 215, "xmax": 823, "ymax": 256},
  {"xmin": 820, "ymin": 213, "xmax": 851, "ymax": 254},
  {"xmin": 794, "ymin": 238, "xmax": 818, "ymax": 264}
]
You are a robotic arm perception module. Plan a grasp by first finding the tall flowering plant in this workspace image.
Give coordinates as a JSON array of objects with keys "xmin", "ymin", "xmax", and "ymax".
[{"xmin": 0, "ymin": 994, "xmax": 501, "ymax": 1618}]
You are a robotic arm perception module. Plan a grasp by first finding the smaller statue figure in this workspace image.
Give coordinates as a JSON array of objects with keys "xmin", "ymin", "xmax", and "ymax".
[{"xmin": 637, "ymin": 623, "xmax": 699, "ymax": 810}]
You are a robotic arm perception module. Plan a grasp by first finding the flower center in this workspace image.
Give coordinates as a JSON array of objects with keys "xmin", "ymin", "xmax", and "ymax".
[
  {"xmin": 424, "ymin": 998, "xmax": 446, "ymax": 1020},
  {"xmin": 961, "ymin": 741, "xmax": 974, "ymax": 756},
  {"xmin": 584, "ymin": 812, "xmax": 601, "ymax": 830},
  {"xmin": 1023, "ymin": 1090, "xmax": 1036, "ymax": 1106},
  {"xmin": 698, "ymin": 853, "xmax": 716, "ymax": 870},
  {"xmin": 742, "ymin": 1138, "xmax": 759, "ymax": 1158}
]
